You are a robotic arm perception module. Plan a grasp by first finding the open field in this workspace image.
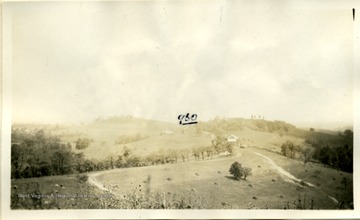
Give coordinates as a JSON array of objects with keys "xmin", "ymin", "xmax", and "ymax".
[
  {"xmin": 12, "ymin": 145, "xmax": 352, "ymax": 209},
  {"xmin": 74, "ymin": 132, "xmax": 212, "ymax": 160},
  {"xmin": 88, "ymin": 147, "xmax": 350, "ymax": 209}
]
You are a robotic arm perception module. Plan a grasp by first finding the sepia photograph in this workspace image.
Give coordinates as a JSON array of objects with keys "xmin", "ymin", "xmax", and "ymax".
[{"xmin": 1, "ymin": 0, "xmax": 360, "ymax": 219}]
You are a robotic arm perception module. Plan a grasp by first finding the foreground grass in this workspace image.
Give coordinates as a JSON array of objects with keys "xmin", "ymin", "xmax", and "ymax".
[
  {"xmin": 93, "ymin": 147, "xmax": 346, "ymax": 209},
  {"xmin": 11, "ymin": 175, "xmax": 207, "ymax": 209},
  {"xmin": 251, "ymin": 147, "xmax": 353, "ymax": 208}
]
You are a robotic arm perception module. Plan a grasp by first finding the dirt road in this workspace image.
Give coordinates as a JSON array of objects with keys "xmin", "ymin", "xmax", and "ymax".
[
  {"xmin": 249, "ymin": 150, "xmax": 338, "ymax": 204},
  {"xmin": 252, "ymin": 151, "xmax": 315, "ymax": 187},
  {"xmin": 88, "ymin": 173, "xmax": 109, "ymax": 192}
]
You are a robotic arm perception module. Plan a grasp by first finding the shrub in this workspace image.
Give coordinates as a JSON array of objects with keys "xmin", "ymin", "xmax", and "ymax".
[
  {"xmin": 313, "ymin": 170, "xmax": 321, "ymax": 178},
  {"xmin": 75, "ymin": 138, "xmax": 92, "ymax": 150},
  {"xmin": 76, "ymin": 174, "xmax": 88, "ymax": 183},
  {"xmin": 242, "ymin": 167, "xmax": 252, "ymax": 180}
]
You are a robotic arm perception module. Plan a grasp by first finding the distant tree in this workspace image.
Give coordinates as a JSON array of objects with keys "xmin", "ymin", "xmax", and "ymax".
[
  {"xmin": 11, "ymin": 144, "xmax": 25, "ymax": 179},
  {"xmin": 205, "ymin": 146, "xmax": 214, "ymax": 159},
  {"xmin": 127, "ymin": 156, "xmax": 141, "ymax": 167},
  {"xmin": 344, "ymin": 129, "xmax": 353, "ymax": 148},
  {"xmin": 341, "ymin": 177, "xmax": 351, "ymax": 190},
  {"xmin": 313, "ymin": 170, "xmax": 321, "ymax": 178},
  {"xmin": 318, "ymin": 146, "xmax": 331, "ymax": 166},
  {"xmin": 335, "ymin": 144, "xmax": 353, "ymax": 172},
  {"xmin": 193, "ymin": 148, "xmax": 201, "ymax": 160},
  {"xmin": 225, "ymin": 143, "xmax": 234, "ymax": 156},
  {"xmin": 281, "ymin": 143, "xmax": 288, "ymax": 156},
  {"xmin": 73, "ymin": 152, "xmax": 86, "ymax": 172},
  {"xmin": 302, "ymin": 147, "xmax": 314, "ymax": 165},
  {"xmin": 75, "ymin": 138, "xmax": 92, "ymax": 150},
  {"xmin": 213, "ymin": 136, "xmax": 226, "ymax": 155},
  {"xmin": 199, "ymin": 147, "xmax": 206, "ymax": 160},
  {"xmin": 51, "ymin": 148, "xmax": 72, "ymax": 175},
  {"xmin": 169, "ymin": 150, "xmax": 178, "ymax": 163},
  {"xmin": 84, "ymin": 160, "xmax": 95, "ymax": 172},
  {"xmin": 309, "ymin": 128, "xmax": 315, "ymax": 132},
  {"xmin": 279, "ymin": 130, "xmax": 284, "ymax": 138},
  {"xmin": 344, "ymin": 129, "xmax": 353, "ymax": 139},
  {"xmin": 229, "ymin": 162, "xmax": 243, "ymax": 180},
  {"xmin": 76, "ymin": 173, "xmax": 88, "ymax": 183},
  {"xmin": 181, "ymin": 153, "xmax": 186, "ymax": 162},
  {"xmin": 110, "ymin": 156, "xmax": 114, "ymax": 169},
  {"xmin": 288, "ymin": 142, "xmax": 296, "ymax": 158},
  {"xmin": 242, "ymin": 167, "xmax": 252, "ymax": 180},
  {"xmin": 123, "ymin": 146, "xmax": 131, "ymax": 158},
  {"xmin": 280, "ymin": 141, "xmax": 301, "ymax": 159}
]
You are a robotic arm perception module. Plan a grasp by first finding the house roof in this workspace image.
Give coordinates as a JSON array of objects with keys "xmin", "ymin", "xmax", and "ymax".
[{"xmin": 227, "ymin": 134, "xmax": 238, "ymax": 139}]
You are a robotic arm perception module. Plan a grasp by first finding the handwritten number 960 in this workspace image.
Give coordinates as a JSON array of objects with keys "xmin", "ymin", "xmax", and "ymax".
[{"xmin": 178, "ymin": 113, "xmax": 198, "ymax": 125}]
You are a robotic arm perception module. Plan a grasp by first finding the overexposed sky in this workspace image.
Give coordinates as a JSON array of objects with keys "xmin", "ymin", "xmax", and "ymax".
[{"xmin": 7, "ymin": 1, "xmax": 354, "ymax": 127}]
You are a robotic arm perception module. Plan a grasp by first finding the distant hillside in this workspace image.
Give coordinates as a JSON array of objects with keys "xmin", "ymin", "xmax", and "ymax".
[
  {"xmin": 12, "ymin": 116, "xmax": 351, "ymax": 161},
  {"xmin": 197, "ymin": 117, "xmax": 303, "ymax": 137},
  {"xmin": 197, "ymin": 117, "xmax": 350, "ymax": 149}
]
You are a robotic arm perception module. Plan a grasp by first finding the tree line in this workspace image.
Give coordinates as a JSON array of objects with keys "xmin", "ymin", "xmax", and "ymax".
[
  {"xmin": 11, "ymin": 129, "xmax": 237, "ymax": 179},
  {"xmin": 280, "ymin": 130, "xmax": 353, "ymax": 173}
]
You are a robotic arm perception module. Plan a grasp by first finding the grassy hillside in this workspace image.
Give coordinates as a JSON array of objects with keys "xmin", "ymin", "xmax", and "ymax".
[
  {"xmin": 12, "ymin": 146, "xmax": 352, "ymax": 209},
  {"xmin": 75, "ymin": 132, "xmax": 212, "ymax": 160},
  {"xmin": 88, "ymin": 147, "xmax": 352, "ymax": 209},
  {"xmin": 11, "ymin": 175, "xmax": 110, "ymax": 209},
  {"xmin": 13, "ymin": 116, "xmax": 351, "ymax": 162}
]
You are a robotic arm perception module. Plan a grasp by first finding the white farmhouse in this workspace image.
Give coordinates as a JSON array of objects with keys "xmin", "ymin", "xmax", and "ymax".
[{"xmin": 227, "ymin": 134, "xmax": 239, "ymax": 142}]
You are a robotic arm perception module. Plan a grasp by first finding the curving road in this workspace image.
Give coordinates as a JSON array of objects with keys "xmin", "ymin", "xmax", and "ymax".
[
  {"xmin": 249, "ymin": 150, "xmax": 338, "ymax": 204},
  {"xmin": 88, "ymin": 173, "xmax": 109, "ymax": 192}
]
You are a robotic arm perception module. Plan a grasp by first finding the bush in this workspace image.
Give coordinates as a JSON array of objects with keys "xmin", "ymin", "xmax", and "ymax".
[
  {"xmin": 75, "ymin": 138, "xmax": 92, "ymax": 150},
  {"xmin": 76, "ymin": 174, "xmax": 88, "ymax": 183}
]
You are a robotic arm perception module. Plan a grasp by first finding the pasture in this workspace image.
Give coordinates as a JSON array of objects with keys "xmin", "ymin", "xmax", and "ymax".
[{"xmin": 90, "ymin": 147, "xmax": 347, "ymax": 209}]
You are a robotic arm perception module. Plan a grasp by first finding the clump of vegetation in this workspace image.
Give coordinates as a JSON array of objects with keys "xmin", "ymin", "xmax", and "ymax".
[
  {"xmin": 280, "ymin": 141, "xmax": 302, "ymax": 159},
  {"xmin": 341, "ymin": 177, "xmax": 351, "ymax": 190},
  {"xmin": 282, "ymin": 194, "xmax": 314, "ymax": 210},
  {"xmin": 313, "ymin": 170, "xmax": 321, "ymax": 178},
  {"xmin": 310, "ymin": 130, "xmax": 353, "ymax": 173},
  {"xmin": 75, "ymin": 138, "xmax": 93, "ymax": 150},
  {"xmin": 280, "ymin": 129, "xmax": 353, "ymax": 173},
  {"xmin": 115, "ymin": 133, "xmax": 143, "ymax": 145},
  {"xmin": 76, "ymin": 174, "xmax": 88, "ymax": 183},
  {"xmin": 229, "ymin": 162, "xmax": 252, "ymax": 180}
]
